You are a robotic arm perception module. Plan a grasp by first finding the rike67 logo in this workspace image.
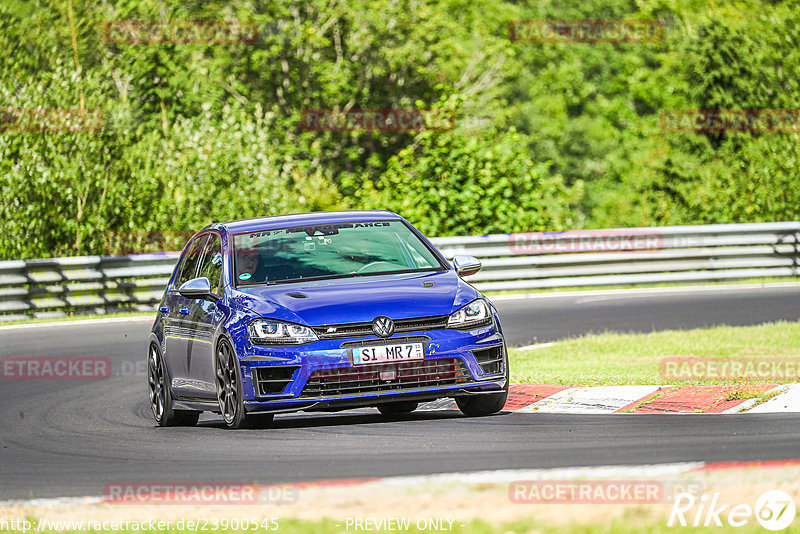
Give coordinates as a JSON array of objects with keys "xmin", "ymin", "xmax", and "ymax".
[{"xmin": 668, "ymin": 490, "xmax": 796, "ymax": 530}]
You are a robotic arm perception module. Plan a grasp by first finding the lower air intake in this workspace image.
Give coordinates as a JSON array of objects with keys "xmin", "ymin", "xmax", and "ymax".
[
  {"xmin": 300, "ymin": 358, "xmax": 472, "ymax": 398},
  {"xmin": 471, "ymin": 345, "xmax": 504, "ymax": 375},
  {"xmin": 253, "ymin": 366, "xmax": 300, "ymax": 396}
]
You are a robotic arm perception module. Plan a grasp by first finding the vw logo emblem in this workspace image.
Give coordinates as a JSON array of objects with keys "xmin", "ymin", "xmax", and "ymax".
[{"xmin": 372, "ymin": 316, "xmax": 395, "ymax": 338}]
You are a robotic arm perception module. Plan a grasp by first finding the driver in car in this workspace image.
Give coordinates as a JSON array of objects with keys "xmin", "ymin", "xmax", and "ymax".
[{"xmin": 236, "ymin": 247, "xmax": 265, "ymax": 283}]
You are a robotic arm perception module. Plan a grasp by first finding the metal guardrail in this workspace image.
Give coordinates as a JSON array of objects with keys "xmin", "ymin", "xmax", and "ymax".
[
  {"xmin": 434, "ymin": 222, "xmax": 800, "ymax": 291},
  {"xmin": 0, "ymin": 253, "xmax": 180, "ymax": 322},
  {"xmin": 1, "ymin": 222, "xmax": 798, "ymax": 322}
]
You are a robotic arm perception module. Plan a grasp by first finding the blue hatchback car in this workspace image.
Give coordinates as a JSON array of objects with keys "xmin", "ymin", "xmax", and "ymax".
[{"xmin": 148, "ymin": 211, "xmax": 508, "ymax": 428}]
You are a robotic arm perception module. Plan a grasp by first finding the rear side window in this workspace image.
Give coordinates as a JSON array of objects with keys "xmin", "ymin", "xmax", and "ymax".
[
  {"xmin": 176, "ymin": 236, "xmax": 207, "ymax": 287},
  {"xmin": 197, "ymin": 234, "xmax": 223, "ymax": 295}
]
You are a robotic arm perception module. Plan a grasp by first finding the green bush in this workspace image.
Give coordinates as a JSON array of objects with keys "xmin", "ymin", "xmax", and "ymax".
[{"xmin": 0, "ymin": 0, "xmax": 798, "ymax": 260}]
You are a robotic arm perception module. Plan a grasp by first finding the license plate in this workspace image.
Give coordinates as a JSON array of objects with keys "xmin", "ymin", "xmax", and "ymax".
[{"xmin": 352, "ymin": 342, "xmax": 425, "ymax": 365}]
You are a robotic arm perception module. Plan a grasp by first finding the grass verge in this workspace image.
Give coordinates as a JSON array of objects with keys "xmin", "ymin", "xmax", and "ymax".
[
  {"xmin": 509, "ymin": 320, "xmax": 800, "ymax": 386},
  {"xmin": 0, "ymin": 311, "xmax": 152, "ymax": 326}
]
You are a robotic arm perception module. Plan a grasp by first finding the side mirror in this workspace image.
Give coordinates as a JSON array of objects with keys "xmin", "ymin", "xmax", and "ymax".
[
  {"xmin": 453, "ymin": 255, "xmax": 481, "ymax": 277},
  {"xmin": 178, "ymin": 277, "xmax": 219, "ymax": 301}
]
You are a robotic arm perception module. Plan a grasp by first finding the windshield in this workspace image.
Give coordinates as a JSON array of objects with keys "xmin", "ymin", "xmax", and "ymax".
[{"xmin": 232, "ymin": 220, "xmax": 445, "ymax": 286}]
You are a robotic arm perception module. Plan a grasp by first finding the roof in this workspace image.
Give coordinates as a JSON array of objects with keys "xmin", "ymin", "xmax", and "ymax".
[{"xmin": 220, "ymin": 210, "xmax": 404, "ymax": 234}]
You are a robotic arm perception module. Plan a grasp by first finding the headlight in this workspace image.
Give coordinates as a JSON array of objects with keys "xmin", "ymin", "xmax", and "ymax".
[
  {"xmin": 447, "ymin": 299, "xmax": 492, "ymax": 329},
  {"xmin": 248, "ymin": 319, "xmax": 318, "ymax": 345}
]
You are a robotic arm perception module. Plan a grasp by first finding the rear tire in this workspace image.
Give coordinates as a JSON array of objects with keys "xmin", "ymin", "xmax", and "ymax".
[
  {"xmin": 148, "ymin": 344, "xmax": 200, "ymax": 427},
  {"xmin": 377, "ymin": 401, "xmax": 419, "ymax": 415}
]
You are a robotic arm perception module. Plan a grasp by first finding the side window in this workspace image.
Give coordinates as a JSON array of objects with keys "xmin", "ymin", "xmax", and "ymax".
[
  {"xmin": 197, "ymin": 234, "xmax": 223, "ymax": 295},
  {"xmin": 176, "ymin": 236, "xmax": 207, "ymax": 288}
]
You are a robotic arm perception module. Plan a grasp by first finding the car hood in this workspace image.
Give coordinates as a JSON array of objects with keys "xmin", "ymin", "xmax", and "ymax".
[{"xmin": 229, "ymin": 271, "xmax": 480, "ymax": 326}]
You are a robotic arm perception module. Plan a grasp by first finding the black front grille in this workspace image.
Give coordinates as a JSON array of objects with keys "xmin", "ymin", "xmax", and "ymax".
[
  {"xmin": 312, "ymin": 315, "xmax": 449, "ymax": 339},
  {"xmin": 471, "ymin": 345, "xmax": 504, "ymax": 376},
  {"xmin": 253, "ymin": 366, "xmax": 300, "ymax": 396},
  {"xmin": 394, "ymin": 316, "xmax": 449, "ymax": 332},
  {"xmin": 300, "ymin": 358, "xmax": 472, "ymax": 398}
]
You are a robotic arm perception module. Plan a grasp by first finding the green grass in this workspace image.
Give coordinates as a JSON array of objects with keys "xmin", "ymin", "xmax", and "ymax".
[
  {"xmin": 723, "ymin": 387, "xmax": 767, "ymax": 401},
  {"xmin": 0, "ymin": 310, "xmax": 152, "ymax": 326},
  {"xmin": 509, "ymin": 320, "xmax": 800, "ymax": 386}
]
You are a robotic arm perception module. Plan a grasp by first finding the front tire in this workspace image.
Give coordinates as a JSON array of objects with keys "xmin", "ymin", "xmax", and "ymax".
[
  {"xmin": 215, "ymin": 338, "xmax": 273, "ymax": 429},
  {"xmin": 148, "ymin": 344, "xmax": 200, "ymax": 427},
  {"xmin": 456, "ymin": 347, "xmax": 510, "ymax": 417},
  {"xmin": 455, "ymin": 384, "xmax": 508, "ymax": 416}
]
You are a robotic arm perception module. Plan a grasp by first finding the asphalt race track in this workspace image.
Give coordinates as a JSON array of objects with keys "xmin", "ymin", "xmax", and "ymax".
[
  {"xmin": 497, "ymin": 283, "xmax": 800, "ymax": 346},
  {"xmin": 1, "ymin": 284, "xmax": 799, "ymax": 500}
]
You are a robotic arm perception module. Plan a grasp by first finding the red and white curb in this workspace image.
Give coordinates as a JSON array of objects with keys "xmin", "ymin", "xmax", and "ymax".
[
  {"xmin": 516, "ymin": 385, "xmax": 662, "ymax": 414},
  {"xmin": 418, "ymin": 383, "xmax": 800, "ymax": 414}
]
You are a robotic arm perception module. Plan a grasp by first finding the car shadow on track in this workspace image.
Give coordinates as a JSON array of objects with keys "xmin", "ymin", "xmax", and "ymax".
[{"xmin": 193, "ymin": 409, "xmax": 510, "ymax": 430}]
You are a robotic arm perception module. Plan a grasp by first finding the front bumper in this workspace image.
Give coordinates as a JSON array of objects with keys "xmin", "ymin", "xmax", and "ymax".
[{"xmin": 237, "ymin": 323, "xmax": 507, "ymax": 414}]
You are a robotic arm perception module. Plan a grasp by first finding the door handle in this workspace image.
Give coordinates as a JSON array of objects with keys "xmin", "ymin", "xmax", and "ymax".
[
  {"xmin": 179, "ymin": 308, "xmax": 190, "ymax": 315},
  {"xmin": 159, "ymin": 306, "xmax": 169, "ymax": 314}
]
